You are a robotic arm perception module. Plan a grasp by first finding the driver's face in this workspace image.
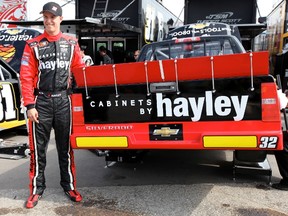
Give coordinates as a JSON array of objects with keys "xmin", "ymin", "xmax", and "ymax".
[{"xmin": 43, "ymin": 11, "xmax": 63, "ymax": 36}]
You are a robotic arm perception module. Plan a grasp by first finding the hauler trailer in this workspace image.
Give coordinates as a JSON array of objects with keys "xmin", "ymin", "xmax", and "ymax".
[
  {"xmin": 1, "ymin": 0, "xmax": 182, "ymax": 64},
  {"xmin": 76, "ymin": 0, "xmax": 182, "ymax": 64},
  {"xmin": 69, "ymin": 23, "xmax": 283, "ymax": 181},
  {"xmin": 0, "ymin": 28, "xmax": 40, "ymax": 158},
  {"xmin": 263, "ymin": 0, "xmax": 288, "ymax": 91},
  {"xmin": 183, "ymin": 0, "xmax": 267, "ymax": 51}
]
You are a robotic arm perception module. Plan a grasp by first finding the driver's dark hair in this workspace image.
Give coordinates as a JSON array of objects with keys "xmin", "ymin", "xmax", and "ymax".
[{"xmin": 99, "ymin": 46, "xmax": 107, "ymax": 52}]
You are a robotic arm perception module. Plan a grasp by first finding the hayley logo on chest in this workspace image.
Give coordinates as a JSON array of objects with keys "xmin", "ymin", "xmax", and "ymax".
[{"xmin": 39, "ymin": 58, "xmax": 70, "ymax": 70}]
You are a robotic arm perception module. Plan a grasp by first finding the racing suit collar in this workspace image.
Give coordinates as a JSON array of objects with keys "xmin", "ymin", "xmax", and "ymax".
[{"xmin": 43, "ymin": 31, "xmax": 63, "ymax": 41}]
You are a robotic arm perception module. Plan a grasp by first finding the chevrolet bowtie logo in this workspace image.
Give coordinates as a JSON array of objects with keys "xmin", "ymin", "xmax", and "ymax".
[{"xmin": 153, "ymin": 127, "xmax": 179, "ymax": 137}]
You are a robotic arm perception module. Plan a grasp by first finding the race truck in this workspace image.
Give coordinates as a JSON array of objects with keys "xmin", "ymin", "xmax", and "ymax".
[
  {"xmin": 0, "ymin": 28, "xmax": 40, "ymax": 131},
  {"xmin": 70, "ymin": 22, "xmax": 283, "ymax": 167},
  {"xmin": 0, "ymin": 28, "xmax": 40, "ymax": 158}
]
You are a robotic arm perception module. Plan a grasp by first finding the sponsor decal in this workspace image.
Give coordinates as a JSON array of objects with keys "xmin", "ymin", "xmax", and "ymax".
[
  {"xmin": 6, "ymin": 29, "xmax": 22, "ymax": 34},
  {"xmin": 262, "ymin": 98, "xmax": 276, "ymax": 105},
  {"xmin": 29, "ymin": 41, "xmax": 38, "ymax": 47},
  {"xmin": 0, "ymin": 44, "xmax": 16, "ymax": 62},
  {"xmin": 90, "ymin": 98, "xmax": 153, "ymax": 116},
  {"xmin": 153, "ymin": 127, "xmax": 179, "ymax": 137},
  {"xmin": 169, "ymin": 25, "xmax": 231, "ymax": 38},
  {"xmin": 60, "ymin": 44, "xmax": 69, "ymax": 48},
  {"xmin": 38, "ymin": 42, "xmax": 50, "ymax": 51},
  {"xmin": 156, "ymin": 91, "xmax": 248, "ymax": 121},
  {"xmin": 150, "ymin": 124, "xmax": 183, "ymax": 141},
  {"xmin": 59, "ymin": 40, "xmax": 69, "ymax": 45},
  {"xmin": 21, "ymin": 53, "xmax": 30, "ymax": 65},
  {"xmin": 39, "ymin": 41, "xmax": 48, "ymax": 47},
  {"xmin": 206, "ymin": 12, "xmax": 233, "ymax": 20},
  {"xmin": 88, "ymin": 91, "xmax": 249, "ymax": 122},
  {"xmin": 191, "ymin": 23, "xmax": 210, "ymax": 29},
  {"xmin": 99, "ymin": 10, "xmax": 120, "ymax": 18},
  {"xmin": 39, "ymin": 58, "xmax": 70, "ymax": 70},
  {"xmin": 86, "ymin": 125, "xmax": 133, "ymax": 131},
  {"xmin": 91, "ymin": 99, "xmax": 152, "ymax": 107},
  {"xmin": 97, "ymin": 10, "xmax": 130, "ymax": 23},
  {"xmin": 39, "ymin": 53, "xmax": 56, "ymax": 59},
  {"xmin": 196, "ymin": 12, "xmax": 242, "ymax": 24},
  {"xmin": 60, "ymin": 47, "xmax": 68, "ymax": 53},
  {"xmin": 52, "ymin": 6, "xmax": 58, "ymax": 12},
  {"xmin": 21, "ymin": 59, "xmax": 29, "ymax": 66},
  {"xmin": 68, "ymin": 39, "xmax": 76, "ymax": 45},
  {"xmin": 0, "ymin": 33, "xmax": 33, "ymax": 42}
]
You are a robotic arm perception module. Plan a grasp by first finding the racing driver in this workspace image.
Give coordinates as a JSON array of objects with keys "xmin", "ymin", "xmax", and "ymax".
[{"xmin": 20, "ymin": 2, "xmax": 84, "ymax": 208}]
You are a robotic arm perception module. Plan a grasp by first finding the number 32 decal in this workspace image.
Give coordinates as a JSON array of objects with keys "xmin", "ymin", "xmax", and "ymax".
[{"xmin": 259, "ymin": 136, "xmax": 278, "ymax": 149}]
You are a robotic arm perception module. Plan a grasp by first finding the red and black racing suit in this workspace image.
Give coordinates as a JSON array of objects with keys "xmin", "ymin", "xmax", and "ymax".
[{"xmin": 20, "ymin": 31, "xmax": 84, "ymax": 195}]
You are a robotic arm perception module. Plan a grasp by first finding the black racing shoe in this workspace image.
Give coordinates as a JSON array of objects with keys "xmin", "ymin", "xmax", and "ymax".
[
  {"xmin": 271, "ymin": 180, "xmax": 288, "ymax": 191},
  {"xmin": 64, "ymin": 190, "xmax": 82, "ymax": 202},
  {"xmin": 25, "ymin": 194, "xmax": 42, "ymax": 208}
]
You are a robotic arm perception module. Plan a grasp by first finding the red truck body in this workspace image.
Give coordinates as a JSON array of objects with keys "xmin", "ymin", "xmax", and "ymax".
[{"xmin": 70, "ymin": 51, "xmax": 283, "ymax": 152}]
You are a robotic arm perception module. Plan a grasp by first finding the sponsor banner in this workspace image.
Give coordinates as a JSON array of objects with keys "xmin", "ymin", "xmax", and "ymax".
[
  {"xmin": 81, "ymin": 77, "xmax": 265, "ymax": 124},
  {"xmin": 186, "ymin": 0, "xmax": 257, "ymax": 25}
]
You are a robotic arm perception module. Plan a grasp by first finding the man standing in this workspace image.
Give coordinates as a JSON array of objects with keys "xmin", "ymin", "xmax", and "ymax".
[
  {"xmin": 99, "ymin": 46, "xmax": 112, "ymax": 64},
  {"xmin": 80, "ymin": 45, "xmax": 94, "ymax": 66},
  {"xmin": 134, "ymin": 49, "xmax": 140, "ymax": 61},
  {"xmin": 20, "ymin": 2, "xmax": 84, "ymax": 208}
]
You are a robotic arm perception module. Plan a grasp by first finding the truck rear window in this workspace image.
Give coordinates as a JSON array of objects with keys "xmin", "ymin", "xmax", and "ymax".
[{"xmin": 139, "ymin": 36, "xmax": 241, "ymax": 61}]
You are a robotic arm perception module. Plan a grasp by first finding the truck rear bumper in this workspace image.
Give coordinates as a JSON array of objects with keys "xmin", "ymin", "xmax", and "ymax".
[{"xmin": 70, "ymin": 121, "xmax": 283, "ymax": 150}]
